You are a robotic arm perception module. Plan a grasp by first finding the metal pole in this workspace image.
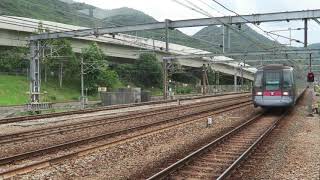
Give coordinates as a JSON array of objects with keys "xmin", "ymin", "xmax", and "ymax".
[
  {"xmin": 165, "ymin": 19, "xmax": 170, "ymax": 52},
  {"xmin": 152, "ymin": 38, "xmax": 155, "ymax": 53},
  {"xmin": 289, "ymin": 28, "xmax": 292, "ymax": 46},
  {"xmin": 227, "ymin": 25, "xmax": 230, "ymax": 51},
  {"xmin": 217, "ymin": 71, "xmax": 220, "ymax": 93},
  {"xmin": 234, "ymin": 67, "xmax": 237, "ymax": 92},
  {"xmin": 30, "ymin": 40, "xmax": 41, "ymax": 103},
  {"xmin": 163, "ymin": 19, "xmax": 170, "ymax": 100},
  {"xmin": 242, "ymin": 60, "xmax": 246, "ymax": 90},
  {"xmin": 163, "ymin": 59, "xmax": 168, "ymax": 100},
  {"xmin": 89, "ymin": 7, "xmax": 95, "ymax": 28},
  {"xmin": 81, "ymin": 57, "xmax": 85, "ymax": 109},
  {"xmin": 59, "ymin": 62, "xmax": 63, "ymax": 88},
  {"xmin": 222, "ymin": 25, "xmax": 230, "ymax": 53},
  {"xmin": 304, "ymin": 19, "xmax": 308, "ymax": 48},
  {"xmin": 202, "ymin": 64, "xmax": 206, "ymax": 95},
  {"xmin": 222, "ymin": 26, "xmax": 225, "ymax": 53},
  {"xmin": 309, "ymin": 53, "xmax": 312, "ymax": 72}
]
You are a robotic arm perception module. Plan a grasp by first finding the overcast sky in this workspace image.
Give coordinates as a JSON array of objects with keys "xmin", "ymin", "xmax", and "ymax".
[{"xmin": 73, "ymin": 0, "xmax": 320, "ymax": 46}]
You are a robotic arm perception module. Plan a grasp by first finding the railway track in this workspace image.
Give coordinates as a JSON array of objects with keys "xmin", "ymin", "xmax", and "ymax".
[
  {"xmin": 0, "ymin": 96, "xmax": 252, "ymax": 179},
  {"xmin": 146, "ymin": 89, "xmax": 306, "ymax": 180},
  {"xmin": 0, "ymin": 92, "xmax": 246, "ymax": 125},
  {"xmin": 0, "ymin": 95, "xmax": 250, "ymax": 145},
  {"xmin": 147, "ymin": 110, "xmax": 289, "ymax": 180}
]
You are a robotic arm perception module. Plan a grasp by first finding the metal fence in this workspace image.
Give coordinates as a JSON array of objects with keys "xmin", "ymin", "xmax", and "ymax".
[{"xmin": 206, "ymin": 85, "xmax": 252, "ymax": 94}]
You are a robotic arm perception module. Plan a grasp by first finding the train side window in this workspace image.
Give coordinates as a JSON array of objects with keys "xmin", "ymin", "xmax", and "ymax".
[
  {"xmin": 283, "ymin": 70, "xmax": 293, "ymax": 88},
  {"xmin": 254, "ymin": 71, "xmax": 263, "ymax": 87}
]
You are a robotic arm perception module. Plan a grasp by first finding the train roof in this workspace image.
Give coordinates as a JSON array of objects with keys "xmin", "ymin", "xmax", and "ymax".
[{"xmin": 257, "ymin": 64, "xmax": 293, "ymax": 70}]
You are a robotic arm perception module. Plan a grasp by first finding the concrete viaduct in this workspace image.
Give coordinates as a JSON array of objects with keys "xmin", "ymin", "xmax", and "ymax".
[{"xmin": 0, "ymin": 16, "xmax": 255, "ymax": 80}]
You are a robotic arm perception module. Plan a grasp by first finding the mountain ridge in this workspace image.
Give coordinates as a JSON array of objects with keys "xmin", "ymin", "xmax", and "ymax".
[{"xmin": 1, "ymin": 0, "xmax": 318, "ymax": 54}]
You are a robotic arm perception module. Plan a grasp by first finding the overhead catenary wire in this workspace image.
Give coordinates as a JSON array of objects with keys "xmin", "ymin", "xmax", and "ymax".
[
  {"xmin": 210, "ymin": 0, "xmax": 303, "ymax": 45},
  {"xmin": 209, "ymin": 0, "xmax": 307, "ymax": 59},
  {"xmin": 197, "ymin": 0, "xmax": 293, "ymax": 50},
  {"xmin": 0, "ymin": 0, "xmax": 308, "ymax": 65},
  {"xmin": 179, "ymin": 0, "xmax": 306, "ymax": 65},
  {"xmin": 209, "ymin": 0, "xmax": 307, "ymax": 64},
  {"xmin": 0, "ymin": 0, "xmax": 247, "ymax": 55},
  {"xmin": 173, "ymin": 0, "xmax": 277, "ymax": 53},
  {"xmin": 197, "ymin": 0, "xmax": 227, "ymax": 16}
]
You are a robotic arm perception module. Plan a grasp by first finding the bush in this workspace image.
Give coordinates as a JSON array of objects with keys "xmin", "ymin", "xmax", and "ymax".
[
  {"xmin": 171, "ymin": 72, "xmax": 199, "ymax": 84},
  {"xmin": 176, "ymin": 87, "xmax": 193, "ymax": 94},
  {"xmin": 49, "ymin": 95, "xmax": 57, "ymax": 101}
]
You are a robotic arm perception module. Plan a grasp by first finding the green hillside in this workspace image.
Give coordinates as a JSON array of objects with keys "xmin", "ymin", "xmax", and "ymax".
[
  {"xmin": 0, "ymin": 0, "xmax": 96, "ymax": 27},
  {"xmin": 308, "ymin": 43, "xmax": 320, "ymax": 51},
  {"xmin": 193, "ymin": 24, "xmax": 275, "ymax": 53},
  {"xmin": 102, "ymin": 8, "xmax": 222, "ymax": 53}
]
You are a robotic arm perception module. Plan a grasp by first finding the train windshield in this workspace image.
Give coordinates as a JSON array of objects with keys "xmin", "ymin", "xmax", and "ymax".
[
  {"xmin": 254, "ymin": 71, "xmax": 263, "ymax": 87},
  {"xmin": 283, "ymin": 70, "xmax": 293, "ymax": 88},
  {"xmin": 265, "ymin": 71, "xmax": 281, "ymax": 91}
]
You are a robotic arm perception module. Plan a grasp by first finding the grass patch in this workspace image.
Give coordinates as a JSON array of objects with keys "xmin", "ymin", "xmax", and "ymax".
[
  {"xmin": 0, "ymin": 75, "xmax": 98, "ymax": 106},
  {"xmin": 0, "ymin": 75, "xmax": 29, "ymax": 105}
]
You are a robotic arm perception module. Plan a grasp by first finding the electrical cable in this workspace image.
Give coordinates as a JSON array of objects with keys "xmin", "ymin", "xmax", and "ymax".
[
  {"xmin": 210, "ymin": 0, "xmax": 303, "ymax": 45},
  {"xmin": 209, "ymin": 0, "xmax": 307, "ymax": 64},
  {"xmin": 174, "ymin": 0, "xmax": 276, "ymax": 53},
  {"xmin": 181, "ymin": 0, "xmax": 305, "ymax": 65}
]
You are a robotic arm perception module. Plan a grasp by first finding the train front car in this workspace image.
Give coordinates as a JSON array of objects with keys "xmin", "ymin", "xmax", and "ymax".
[{"xmin": 253, "ymin": 64, "xmax": 296, "ymax": 108}]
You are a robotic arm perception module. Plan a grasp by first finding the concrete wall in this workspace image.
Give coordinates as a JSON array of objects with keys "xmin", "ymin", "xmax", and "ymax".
[{"xmin": 100, "ymin": 88, "xmax": 141, "ymax": 106}]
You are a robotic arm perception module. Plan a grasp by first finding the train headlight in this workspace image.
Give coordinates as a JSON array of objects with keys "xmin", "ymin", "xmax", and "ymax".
[
  {"xmin": 283, "ymin": 92, "xmax": 289, "ymax": 96},
  {"xmin": 256, "ymin": 92, "xmax": 263, "ymax": 96}
]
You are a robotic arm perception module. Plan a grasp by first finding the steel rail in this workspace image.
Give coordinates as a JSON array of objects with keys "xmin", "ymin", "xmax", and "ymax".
[
  {"xmin": 146, "ymin": 111, "xmax": 264, "ymax": 180},
  {"xmin": 0, "ymin": 100, "xmax": 251, "ymax": 165},
  {"xmin": 0, "ymin": 95, "xmax": 250, "ymax": 144},
  {"xmin": 147, "ymin": 89, "xmax": 306, "ymax": 180},
  {"xmin": 217, "ymin": 89, "xmax": 306, "ymax": 179},
  {"xmin": 217, "ymin": 112, "xmax": 287, "ymax": 180},
  {"xmin": 0, "ymin": 101, "xmax": 252, "ymax": 179},
  {"xmin": 0, "ymin": 92, "xmax": 246, "ymax": 125}
]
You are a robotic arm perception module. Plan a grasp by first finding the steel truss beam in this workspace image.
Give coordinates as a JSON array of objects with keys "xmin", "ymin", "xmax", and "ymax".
[
  {"xmin": 313, "ymin": 18, "xmax": 320, "ymax": 25},
  {"xmin": 205, "ymin": 58, "xmax": 320, "ymax": 63},
  {"xmin": 28, "ymin": 9, "xmax": 320, "ymax": 104},
  {"xmin": 30, "ymin": 9, "xmax": 320, "ymax": 41},
  {"xmin": 163, "ymin": 49, "xmax": 320, "ymax": 60}
]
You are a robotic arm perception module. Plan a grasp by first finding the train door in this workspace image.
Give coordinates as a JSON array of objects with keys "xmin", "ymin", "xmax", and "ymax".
[
  {"xmin": 283, "ymin": 69, "xmax": 295, "ymax": 102},
  {"xmin": 253, "ymin": 70, "xmax": 263, "ymax": 97}
]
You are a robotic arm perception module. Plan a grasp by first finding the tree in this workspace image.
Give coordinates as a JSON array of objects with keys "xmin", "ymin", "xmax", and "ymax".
[
  {"xmin": 134, "ymin": 53, "xmax": 163, "ymax": 88},
  {"xmin": 44, "ymin": 38, "xmax": 78, "ymax": 84},
  {"xmin": 0, "ymin": 47, "xmax": 28, "ymax": 73},
  {"xmin": 112, "ymin": 63, "xmax": 135, "ymax": 84},
  {"xmin": 82, "ymin": 43, "xmax": 120, "ymax": 94},
  {"xmin": 171, "ymin": 72, "xmax": 199, "ymax": 84}
]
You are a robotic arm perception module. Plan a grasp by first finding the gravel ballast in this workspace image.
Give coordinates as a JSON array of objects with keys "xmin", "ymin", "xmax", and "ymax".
[
  {"xmin": 231, "ymin": 92, "xmax": 320, "ymax": 180},
  {"xmin": 15, "ymin": 105, "xmax": 260, "ymax": 179}
]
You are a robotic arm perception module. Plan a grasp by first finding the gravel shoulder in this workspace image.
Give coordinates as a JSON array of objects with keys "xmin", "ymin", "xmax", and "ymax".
[{"xmin": 233, "ymin": 93, "xmax": 320, "ymax": 180}]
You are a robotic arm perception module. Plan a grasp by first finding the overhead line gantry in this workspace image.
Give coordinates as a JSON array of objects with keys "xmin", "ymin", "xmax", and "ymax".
[{"xmin": 28, "ymin": 9, "xmax": 320, "ymax": 107}]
